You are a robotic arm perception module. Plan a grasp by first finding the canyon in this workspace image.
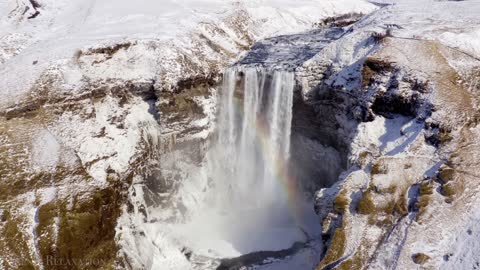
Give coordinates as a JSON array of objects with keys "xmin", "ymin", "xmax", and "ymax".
[{"xmin": 1, "ymin": 0, "xmax": 480, "ymax": 270}]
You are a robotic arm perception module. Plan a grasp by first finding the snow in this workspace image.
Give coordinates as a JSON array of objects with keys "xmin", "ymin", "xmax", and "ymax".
[
  {"xmin": 49, "ymin": 95, "xmax": 158, "ymax": 184},
  {"xmin": 351, "ymin": 115, "xmax": 427, "ymax": 159},
  {"xmin": 367, "ymin": 214, "xmax": 415, "ymax": 270},
  {"xmin": 367, "ymin": 0, "xmax": 480, "ymax": 55},
  {"xmin": 0, "ymin": 0, "xmax": 376, "ymax": 107},
  {"xmin": 301, "ymin": 1, "xmax": 480, "ymax": 265},
  {"xmin": 439, "ymin": 29, "xmax": 480, "ymax": 59},
  {"xmin": 164, "ymin": 202, "xmax": 319, "ymax": 258},
  {"xmin": 39, "ymin": 186, "xmax": 57, "ymax": 204},
  {"xmin": 31, "ymin": 129, "xmax": 61, "ymax": 170},
  {"xmin": 303, "ymin": 0, "xmax": 480, "ymax": 89},
  {"xmin": 191, "ymin": 89, "xmax": 217, "ymax": 140},
  {"xmin": 440, "ymin": 209, "xmax": 480, "ymax": 270}
]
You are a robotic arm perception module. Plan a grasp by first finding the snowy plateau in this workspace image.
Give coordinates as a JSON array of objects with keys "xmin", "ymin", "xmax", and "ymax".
[{"xmin": 1, "ymin": 0, "xmax": 480, "ymax": 270}]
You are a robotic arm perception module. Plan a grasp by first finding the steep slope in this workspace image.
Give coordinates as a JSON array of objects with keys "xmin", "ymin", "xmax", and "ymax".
[{"xmin": 298, "ymin": 1, "xmax": 480, "ymax": 269}]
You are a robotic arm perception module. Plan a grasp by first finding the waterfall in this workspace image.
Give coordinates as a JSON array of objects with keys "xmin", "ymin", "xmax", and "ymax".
[
  {"xmin": 168, "ymin": 66, "xmax": 320, "ymax": 258},
  {"xmin": 210, "ymin": 66, "xmax": 295, "ymax": 212}
]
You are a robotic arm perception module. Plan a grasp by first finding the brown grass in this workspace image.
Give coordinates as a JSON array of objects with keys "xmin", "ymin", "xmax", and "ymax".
[
  {"xmin": 382, "ymin": 200, "xmax": 396, "ymax": 216},
  {"xmin": 371, "ymin": 162, "xmax": 387, "ymax": 175},
  {"xmin": 438, "ymin": 166, "xmax": 455, "ymax": 184},
  {"xmin": 317, "ymin": 227, "xmax": 346, "ymax": 270},
  {"xmin": 442, "ymin": 183, "xmax": 456, "ymax": 197},
  {"xmin": 333, "ymin": 190, "xmax": 350, "ymax": 214},
  {"xmin": 381, "ymin": 184, "xmax": 397, "ymax": 194},
  {"xmin": 35, "ymin": 188, "xmax": 123, "ymax": 270},
  {"xmin": 412, "ymin": 253, "xmax": 430, "ymax": 264},
  {"xmin": 394, "ymin": 192, "xmax": 408, "ymax": 216},
  {"xmin": 419, "ymin": 182, "xmax": 433, "ymax": 196},
  {"xmin": 362, "ymin": 58, "xmax": 394, "ymax": 88},
  {"xmin": 357, "ymin": 190, "xmax": 375, "ymax": 215}
]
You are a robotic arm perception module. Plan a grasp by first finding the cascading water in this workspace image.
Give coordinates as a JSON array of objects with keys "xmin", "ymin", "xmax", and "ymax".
[
  {"xmin": 170, "ymin": 66, "xmax": 320, "ymax": 258},
  {"xmin": 211, "ymin": 66, "xmax": 294, "ymax": 213}
]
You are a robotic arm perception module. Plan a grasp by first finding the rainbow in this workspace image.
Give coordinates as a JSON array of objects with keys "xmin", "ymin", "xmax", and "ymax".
[{"xmin": 230, "ymin": 82, "xmax": 306, "ymax": 227}]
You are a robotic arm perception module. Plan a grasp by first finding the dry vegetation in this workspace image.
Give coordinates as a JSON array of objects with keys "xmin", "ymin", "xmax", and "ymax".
[
  {"xmin": 357, "ymin": 189, "xmax": 375, "ymax": 215},
  {"xmin": 333, "ymin": 190, "xmax": 350, "ymax": 214},
  {"xmin": 0, "ymin": 107, "xmax": 126, "ymax": 269},
  {"xmin": 37, "ymin": 187, "xmax": 123, "ymax": 270},
  {"xmin": 412, "ymin": 253, "xmax": 430, "ymax": 264},
  {"xmin": 371, "ymin": 162, "xmax": 387, "ymax": 175},
  {"xmin": 416, "ymin": 181, "xmax": 433, "ymax": 220},
  {"xmin": 362, "ymin": 57, "xmax": 394, "ymax": 87},
  {"xmin": 316, "ymin": 223, "xmax": 347, "ymax": 270}
]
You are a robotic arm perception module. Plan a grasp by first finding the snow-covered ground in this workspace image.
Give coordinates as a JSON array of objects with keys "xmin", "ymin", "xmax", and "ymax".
[{"xmin": 0, "ymin": 0, "xmax": 375, "ymax": 106}]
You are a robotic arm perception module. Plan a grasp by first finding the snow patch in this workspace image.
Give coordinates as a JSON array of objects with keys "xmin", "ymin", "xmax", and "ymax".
[{"xmin": 31, "ymin": 129, "xmax": 61, "ymax": 170}]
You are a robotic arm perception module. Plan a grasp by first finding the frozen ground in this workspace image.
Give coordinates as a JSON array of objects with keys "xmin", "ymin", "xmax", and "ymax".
[
  {"xmin": 0, "ymin": 0, "xmax": 375, "ymax": 105},
  {"xmin": 164, "ymin": 203, "xmax": 320, "ymax": 258}
]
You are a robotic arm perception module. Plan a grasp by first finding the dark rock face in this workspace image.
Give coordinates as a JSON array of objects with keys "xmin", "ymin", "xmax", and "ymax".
[
  {"xmin": 289, "ymin": 78, "xmax": 370, "ymax": 191},
  {"xmin": 290, "ymin": 92, "xmax": 349, "ymax": 190},
  {"xmin": 237, "ymin": 27, "xmax": 348, "ymax": 68},
  {"xmin": 158, "ymin": 73, "xmax": 218, "ymax": 138},
  {"xmin": 371, "ymin": 92, "xmax": 419, "ymax": 117},
  {"xmin": 424, "ymin": 121, "xmax": 453, "ymax": 147},
  {"xmin": 137, "ymin": 73, "xmax": 218, "ymax": 211},
  {"xmin": 362, "ymin": 57, "xmax": 432, "ymax": 120},
  {"xmin": 313, "ymin": 12, "xmax": 365, "ymax": 28}
]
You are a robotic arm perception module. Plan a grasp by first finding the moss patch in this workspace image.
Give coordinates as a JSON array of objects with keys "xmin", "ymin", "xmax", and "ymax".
[
  {"xmin": 419, "ymin": 182, "xmax": 433, "ymax": 196},
  {"xmin": 437, "ymin": 128, "xmax": 453, "ymax": 145},
  {"xmin": 357, "ymin": 190, "xmax": 375, "ymax": 215},
  {"xmin": 441, "ymin": 183, "xmax": 456, "ymax": 197},
  {"xmin": 394, "ymin": 192, "xmax": 408, "ymax": 216},
  {"xmin": 438, "ymin": 167, "xmax": 455, "ymax": 184},
  {"xmin": 317, "ymin": 226, "xmax": 346, "ymax": 270},
  {"xmin": 333, "ymin": 190, "xmax": 349, "ymax": 214},
  {"xmin": 159, "ymin": 81, "xmax": 211, "ymax": 124},
  {"xmin": 412, "ymin": 253, "xmax": 430, "ymax": 264},
  {"xmin": 362, "ymin": 58, "xmax": 394, "ymax": 87},
  {"xmin": 0, "ymin": 215, "xmax": 35, "ymax": 269},
  {"xmin": 336, "ymin": 255, "xmax": 363, "ymax": 270},
  {"xmin": 37, "ymin": 187, "xmax": 123, "ymax": 270},
  {"xmin": 381, "ymin": 184, "xmax": 397, "ymax": 194},
  {"xmin": 416, "ymin": 194, "xmax": 430, "ymax": 220},
  {"xmin": 336, "ymin": 248, "xmax": 369, "ymax": 270},
  {"xmin": 371, "ymin": 162, "xmax": 387, "ymax": 175},
  {"xmin": 382, "ymin": 200, "xmax": 396, "ymax": 216}
]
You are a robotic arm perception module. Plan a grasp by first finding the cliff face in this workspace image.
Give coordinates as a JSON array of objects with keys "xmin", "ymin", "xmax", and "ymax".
[{"xmin": 300, "ymin": 1, "xmax": 480, "ymax": 269}]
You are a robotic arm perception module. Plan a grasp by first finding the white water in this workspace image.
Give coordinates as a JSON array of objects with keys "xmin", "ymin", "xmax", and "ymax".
[
  {"xmin": 212, "ymin": 66, "xmax": 294, "ymax": 212},
  {"xmin": 168, "ymin": 66, "xmax": 320, "ymax": 258}
]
